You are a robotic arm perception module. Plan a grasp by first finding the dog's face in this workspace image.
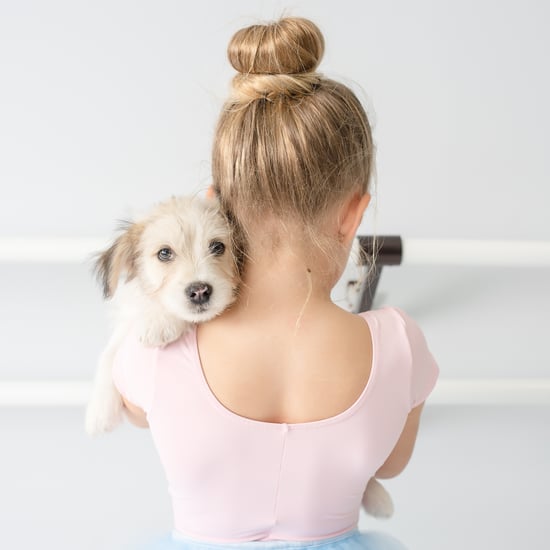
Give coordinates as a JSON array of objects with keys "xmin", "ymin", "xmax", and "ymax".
[{"xmin": 96, "ymin": 196, "xmax": 237, "ymax": 322}]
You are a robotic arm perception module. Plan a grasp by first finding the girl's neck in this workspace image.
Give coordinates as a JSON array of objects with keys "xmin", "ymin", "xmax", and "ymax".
[{"xmin": 230, "ymin": 244, "xmax": 337, "ymax": 322}]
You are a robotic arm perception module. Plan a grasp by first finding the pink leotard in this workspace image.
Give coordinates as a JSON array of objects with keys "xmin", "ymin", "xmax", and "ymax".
[{"xmin": 113, "ymin": 307, "xmax": 438, "ymax": 543}]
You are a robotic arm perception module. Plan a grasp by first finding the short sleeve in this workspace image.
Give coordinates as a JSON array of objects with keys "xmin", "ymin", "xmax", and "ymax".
[
  {"xmin": 112, "ymin": 332, "xmax": 157, "ymax": 413},
  {"xmin": 394, "ymin": 308, "xmax": 439, "ymax": 409}
]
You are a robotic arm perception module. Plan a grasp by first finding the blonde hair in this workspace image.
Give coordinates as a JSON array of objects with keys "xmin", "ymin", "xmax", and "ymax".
[{"xmin": 212, "ymin": 17, "xmax": 374, "ymax": 253}]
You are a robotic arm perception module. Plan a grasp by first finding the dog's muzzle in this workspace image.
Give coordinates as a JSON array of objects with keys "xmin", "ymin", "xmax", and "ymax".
[{"xmin": 185, "ymin": 282, "xmax": 212, "ymax": 306}]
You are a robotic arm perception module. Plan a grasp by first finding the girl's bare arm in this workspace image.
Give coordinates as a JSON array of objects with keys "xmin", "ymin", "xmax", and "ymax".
[
  {"xmin": 375, "ymin": 403, "xmax": 424, "ymax": 478},
  {"xmin": 121, "ymin": 396, "xmax": 149, "ymax": 428}
]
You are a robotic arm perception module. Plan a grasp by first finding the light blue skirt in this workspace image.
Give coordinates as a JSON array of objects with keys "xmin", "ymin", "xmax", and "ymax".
[{"xmin": 135, "ymin": 529, "xmax": 407, "ymax": 550}]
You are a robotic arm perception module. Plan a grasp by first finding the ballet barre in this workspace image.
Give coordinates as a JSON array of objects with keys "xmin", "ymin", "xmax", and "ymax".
[
  {"xmin": 356, "ymin": 236, "xmax": 550, "ymax": 267},
  {"xmin": 0, "ymin": 237, "xmax": 108, "ymax": 263},
  {"xmin": 0, "ymin": 236, "xmax": 549, "ymax": 265},
  {"xmin": 0, "ymin": 378, "xmax": 549, "ymax": 407},
  {"xmin": 351, "ymin": 237, "xmax": 550, "ymax": 311}
]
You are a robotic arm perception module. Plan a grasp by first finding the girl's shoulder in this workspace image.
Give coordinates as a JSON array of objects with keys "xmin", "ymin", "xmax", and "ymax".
[
  {"xmin": 357, "ymin": 305, "xmax": 412, "ymax": 324},
  {"xmin": 357, "ymin": 306, "xmax": 428, "ymax": 345},
  {"xmin": 358, "ymin": 306, "xmax": 439, "ymax": 410}
]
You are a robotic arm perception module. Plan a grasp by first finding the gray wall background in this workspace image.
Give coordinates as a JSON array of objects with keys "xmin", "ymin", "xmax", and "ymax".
[{"xmin": 1, "ymin": 1, "xmax": 548, "ymax": 549}]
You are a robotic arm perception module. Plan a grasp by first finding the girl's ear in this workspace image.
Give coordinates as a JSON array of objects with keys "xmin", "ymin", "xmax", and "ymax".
[
  {"xmin": 205, "ymin": 185, "xmax": 216, "ymax": 199},
  {"xmin": 338, "ymin": 193, "xmax": 371, "ymax": 246}
]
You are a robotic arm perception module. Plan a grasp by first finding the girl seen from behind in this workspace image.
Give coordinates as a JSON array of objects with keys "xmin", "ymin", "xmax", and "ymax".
[{"xmin": 115, "ymin": 17, "xmax": 439, "ymax": 550}]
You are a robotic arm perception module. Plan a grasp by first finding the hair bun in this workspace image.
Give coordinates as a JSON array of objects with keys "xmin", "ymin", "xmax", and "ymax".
[{"xmin": 228, "ymin": 17, "xmax": 325, "ymax": 76}]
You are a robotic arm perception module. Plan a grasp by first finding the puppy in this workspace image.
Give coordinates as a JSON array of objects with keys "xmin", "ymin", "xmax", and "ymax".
[{"xmin": 85, "ymin": 195, "xmax": 238, "ymax": 436}]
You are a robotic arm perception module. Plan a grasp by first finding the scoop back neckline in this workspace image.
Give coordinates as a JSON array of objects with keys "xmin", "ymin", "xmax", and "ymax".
[{"xmin": 185, "ymin": 311, "xmax": 378, "ymax": 429}]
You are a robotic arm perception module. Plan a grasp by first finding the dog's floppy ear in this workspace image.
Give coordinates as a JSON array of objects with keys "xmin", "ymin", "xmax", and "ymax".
[{"xmin": 94, "ymin": 221, "xmax": 144, "ymax": 298}]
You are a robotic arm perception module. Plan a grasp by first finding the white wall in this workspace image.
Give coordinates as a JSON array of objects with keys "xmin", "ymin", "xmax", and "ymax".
[{"xmin": 1, "ymin": 1, "xmax": 548, "ymax": 549}]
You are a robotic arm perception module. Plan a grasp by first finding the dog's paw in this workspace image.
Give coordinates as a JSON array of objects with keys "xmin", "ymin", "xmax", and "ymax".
[
  {"xmin": 139, "ymin": 319, "xmax": 188, "ymax": 347},
  {"xmin": 85, "ymin": 391, "xmax": 124, "ymax": 436},
  {"xmin": 362, "ymin": 478, "xmax": 394, "ymax": 519}
]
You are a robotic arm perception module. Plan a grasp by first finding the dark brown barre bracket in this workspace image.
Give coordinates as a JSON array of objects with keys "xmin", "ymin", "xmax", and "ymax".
[{"xmin": 352, "ymin": 236, "xmax": 403, "ymax": 312}]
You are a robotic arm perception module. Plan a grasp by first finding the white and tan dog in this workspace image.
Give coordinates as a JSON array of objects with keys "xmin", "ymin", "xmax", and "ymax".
[{"xmin": 85, "ymin": 195, "xmax": 238, "ymax": 436}]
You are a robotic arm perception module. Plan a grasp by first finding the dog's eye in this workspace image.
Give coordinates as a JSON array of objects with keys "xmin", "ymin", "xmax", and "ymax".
[
  {"xmin": 157, "ymin": 247, "xmax": 174, "ymax": 262},
  {"xmin": 209, "ymin": 241, "xmax": 225, "ymax": 256}
]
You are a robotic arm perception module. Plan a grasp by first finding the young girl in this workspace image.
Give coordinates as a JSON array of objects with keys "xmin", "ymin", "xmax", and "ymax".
[{"xmin": 114, "ymin": 17, "xmax": 438, "ymax": 550}]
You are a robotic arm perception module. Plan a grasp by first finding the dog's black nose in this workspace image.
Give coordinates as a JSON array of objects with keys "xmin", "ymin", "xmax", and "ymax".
[{"xmin": 186, "ymin": 282, "xmax": 212, "ymax": 305}]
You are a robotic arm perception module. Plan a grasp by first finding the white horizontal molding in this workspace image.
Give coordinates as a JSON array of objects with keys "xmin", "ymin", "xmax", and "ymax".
[
  {"xmin": 0, "ymin": 379, "xmax": 549, "ymax": 407},
  {"xmin": 0, "ymin": 238, "xmax": 109, "ymax": 263},
  {"xmin": 0, "ymin": 381, "xmax": 92, "ymax": 407},
  {"xmin": 402, "ymin": 239, "xmax": 550, "ymax": 267},
  {"xmin": 429, "ymin": 378, "xmax": 550, "ymax": 405},
  {"xmin": 1, "ymin": 238, "xmax": 550, "ymax": 266}
]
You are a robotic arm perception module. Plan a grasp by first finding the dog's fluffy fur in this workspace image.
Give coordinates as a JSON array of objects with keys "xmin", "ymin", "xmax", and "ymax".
[{"xmin": 85, "ymin": 195, "xmax": 238, "ymax": 435}]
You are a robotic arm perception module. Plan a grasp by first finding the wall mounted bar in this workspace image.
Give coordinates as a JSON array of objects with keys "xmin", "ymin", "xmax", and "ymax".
[
  {"xmin": 0, "ymin": 238, "xmax": 107, "ymax": 263},
  {"xmin": 351, "ymin": 236, "xmax": 550, "ymax": 310},
  {"xmin": 1, "ymin": 237, "xmax": 549, "ymax": 265},
  {"xmin": 1, "ymin": 379, "xmax": 549, "ymax": 407}
]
